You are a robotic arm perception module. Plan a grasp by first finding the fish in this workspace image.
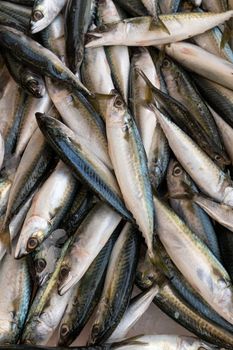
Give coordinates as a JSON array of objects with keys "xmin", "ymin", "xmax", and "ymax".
[
  {"xmin": 14, "ymin": 92, "xmax": 51, "ymax": 158},
  {"xmin": 139, "ymin": 68, "xmax": 229, "ymax": 168},
  {"xmin": 36, "ymin": 113, "xmax": 132, "ymax": 220},
  {"xmin": 65, "ymin": 0, "xmax": 95, "ymax": 74},
  {"xmin": 107, "ymin": 286, "xmax": 159, "ymax": 342},
  {"xmin": 0, "ymin": 26, "xmax": 91, "ymax": 95},
  {"xmin": 218, "ymin": 224, "xmax": 233, "ymax": 282},
  {"xmin": 153, "ymin": 194, "xmax": 233, "ymax": 325},
  {"xmin": 164, "ymin": 42, "xmax": 233, "ymax": 91},
  {"xmin": 0, "ymin": 132, "xmax": 4, "ymax": 171},
  {"xmin": 0, "ymin": 11, "xmax": 28, "ymax": 33},
  {"xmin": 89, "ymin": 223, "xmax": 139, "ymax": 344},
  {"xmin": 85, "ymin": 11, "xmax": 233, "ymax": 47},
  {"xmin": 40, "ymin": 14, "xmax": 66, "ymax": 63},
  {"xmin": 57, "ymin": 203, "xmax": 122, "ymax": 295},
  {"xmin": 210, "ymin": 106, "xmax": 233, "ymax": 164},
  {"xmin": 150, "ymin": 106, "xmax": 233, "ymax": 207},
  {"xmin": 32, "ymin": 228, "xmax": 67, "ymax": 287},
  {"xmin": 159, "ymin": 55, "xmax": 223, "ymax": 148},
  {"xmin": 4, "ymin": 52, "xmax": 46, "ymax": 98},
  {"xmin": 193, "ymin": 26, "xmax": 233, "ymax": 63},
  {"xmin": 136, "ymin": 256, "xmax": 233, "ymax": 348},
  {"xmin": 3, "ymin": 128, "xmax": 54, "ymax": 233},
  {"xmin": 105, "ymin": 92, "xmax": 155, "ymax": 259},
  {"xmin": 0, "ymin": 176, "xmax": 12, "ymax": 218},
  {"xmin": 46, "ymin": 78, "xmax": 112, "ymax": 170},
  {"xmin": 21, "ymin": 238, "xmax": 73, "ymax": 345},
  {"xmin": 30, "ymin": 0, "xmax": 67, "ymax": 34},
  {"xmin": 202, "ymin": 0, "xmax": 228, "ymax": 12},
  {"xmin": 58, "ymin": 224, "xmax": 120, "ymax": 346},
  {"xmin": 159, "ymin": 0, "xmax": 181, "ymax": 13},
  {"xmin": 97, "ymin": 0, "xmax": 130, "ymax": 102},
  {"xmin": 15, "ymin": 161, "xmax": 78, "ymax": 258},
  {"xmin": 0, "ymin": 243, "xmax": 32, "ymax": 344},
  {"xmin": 192, "ymin": 75, "xmax": 233, "ymax": 130},
  {"xmin": 116, "ymin": 0, "xmax": 148, "ymax": 17},
  {"xmin": 167, "ymin": 159, "xmax": 221, "ymax": 259},
  {"xmin": 60, "ymin": 187, "xmax": 96, "ymax": 236}
]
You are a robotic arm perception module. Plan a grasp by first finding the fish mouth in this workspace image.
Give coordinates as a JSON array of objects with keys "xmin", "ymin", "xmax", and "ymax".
[
  {"xmin": 27, "ymin": 80, "xmax": 45, "ymax": 98},
  {"xmin": 58, "ymin": 271, "xmax": 75, "ymax": 296}
]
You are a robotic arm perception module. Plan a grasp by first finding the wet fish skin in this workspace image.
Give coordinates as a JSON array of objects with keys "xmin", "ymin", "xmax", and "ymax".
[
  {"xmin": 36, "ymin": 113, "xmax": 132, "ymax": 221},
  {"xmin": 151, "ymin": 106, "xmax": 233, "ymax": 207},
  {"xmin": 57, "ymin": 203, "xmax": 122, "ymax": 296},
  {"xmin": 105, "ymin": 92, "xmax": 155, "ymax": 259},
  {"xmin": 0, "ymin": 176, "xmax": 11, "ymax": 217},
  {"xmin": 159, "ymin": 0, "xmax": 181, "ymax": 13},
  {"xmin": 202, "ymin": 0, "xmax": 228, "ymax": 12},
  {"xmin": 165, "ymin": 42, "xmax": 233, "ymax": 91},
  {"xmin": 86, "ymin": 11, "xmax": 233, "ymax": 47},
  {"xmin": 30, "ymin": 0, "xmax": 67, "ymax": 34},
  {"xmin": 0, "ymin": 247, "xmax": 32, "ymax": 344},
  {"xmin": 167, "ymin": 159, "xmax": 221, "ymax": 259},
  {"xmin": 218, "ymin": 224, "xmax": 233, "ymax": 282},
  {"xmin": 15, "ymin": 161, "xmax": 78, "ymax": 258},
  {"xmin": 40, "ymin": 14, "xmax": 66, "ymax": 63},
  {"xmin": 160, "ymin": 55, "xmax": 223, "ymax": 146},
  {"xmin": 89, "ymin": 223, "xmax": 139, "ymax": 344},
  {"xmin": 116, "ymin": 0, "xmax": 148, "ymax": 16},
  {"xmin": 58, "ymin": 224, "xmax": 121, "ymax": 346},
  {"xmin": 153, "ymin": 194, "xmax": 233, "ymax": 325},
  {"xmin": 98, "ymin": 0, "xmax": 130, "ymax": 102},
  {"xmin": 0, "ymin": 11, "xmax": 28, "ymax": 33},
  {"xmin": 32, "ymin": 228, "xmax": 67, "ymax": 287},
  {"xmin": 0, "ymin": 26, "xmax": 91, "ymax": 95},
  {"xmin": 139, "ymin": 69, "xmax": 229, "ymax": 168},
  {"xmin": 3, "ymin": 128, "xmax": 54, "ymax": 231},
  {"xmin": 65, "ymin": 0, "xmax": 94, "ymax": 74},
  {"xmin": 107, "ymin": 285, "xmax": 159, "ymax": 342},
  {"xmin": 46, "ymin": 78, "xmax": 112, "ymax": 170}
]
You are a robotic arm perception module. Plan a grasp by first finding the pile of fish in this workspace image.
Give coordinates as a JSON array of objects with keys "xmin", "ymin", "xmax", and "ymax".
[{"xmin": 2, "ymin": 0, "xmax": 233, "ymax": 349}]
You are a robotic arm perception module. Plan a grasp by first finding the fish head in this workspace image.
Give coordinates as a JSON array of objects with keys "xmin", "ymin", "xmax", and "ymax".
[
  {"xmin": 105, "ymin": 91, "xmax": 128, "ymax": 127},
  {"xmin": 58, "ymin": 321, "xmax": 73, "ymax": 346},
  {"xmin": 136, "ymin": 253, "xmax": 159, "ymax": 288},
  {"xmin": 34, "ymin": 229, "xmax": 67, "ymax": 286},
  {"xmin": 30, "ymin": 4, "xmax": 49, "ymax": 34},
  {"xmin": 23, "ymin": 73, "xmax": 46, "ymax": 98},
  {"xmin": 166, "ymin": 159, "xmax": 192, "ymax": 196},
  {"xmin": 180, "ymin": 336, "xmax": 215, "ymax": 350},
  {"xmin": 57, "ymin": 258, "xmax": 73, "ymax": 295},
  {"xmin": 85, "ymin": 21, "xmax": 125, "ymax": 48},
  {"xmin": 14, "ymin": 216, "xmax": 49, "ymax": 258},
  {"xmin": 0, "ymin": 320, "xmax": 19, "ymax": 343}
]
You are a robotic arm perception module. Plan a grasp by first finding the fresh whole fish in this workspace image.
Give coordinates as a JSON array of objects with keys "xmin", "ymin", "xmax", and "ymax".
[
  {"xmin": 30, "ymin": 0, "xmax": 67, "ymax": 34},
  {"xmin": 0, "ymin": 26, "xmax": 90, "ymax": 95},
  {"xmin": 36, "ymin": 113, "xmax": 132, "ymax": 221},
  {"xmin": 167, "ymin": 159, "xmax": 221, "ymax": 259},
  {"xmin": 15, "ymin": 161, "xmax": 78, "ymax": 258},
  {"xmin": 0, "ymin": 243, "xmax": 31, "ymax": 344},
  {"xmin": 65, "ymin": 0, "xmax": 94, "ymax": 74},
  {"xmin": 85, "ymin": 11, "xmax": 233, "ymax": 47},
  {"xmin": 97, "ymin": 0, "xmax": 130, "ymax": 102},
  {"xmin": 153, "ymin": 194, "xmax": 233, "ymax": 325},
  {"xmin": 58, "ymin": 225, "xmax": 120, "ymax": 346},
  {"xmin": 57, "ymin": 203, "xmax": 122, "ymax": 295},
  {"xmin": 105, "ymin": 92, "xmax": 155, "ymax": 259},
  {"xmin": 151, "ymin": 106, "xmax": 233, "ymax": 207},
  {"xmin": 89, "ymin": 223, "xmax": 139, "ymax": 344},
  {"xmin": 164, "ymin": 42, "xmax": 233, "ymax": 91}
]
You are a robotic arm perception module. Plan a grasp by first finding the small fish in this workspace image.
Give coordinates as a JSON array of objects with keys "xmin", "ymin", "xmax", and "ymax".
[
  {"xmin": 57, "ymin": 203, "xmax": 122, "ymax": 295},
  {"xmin": 36, "ymin": 113, "xmax": 132, "ymax": 220},
  {"xmin": 89, "ymin": 223, "xmax": 139, "ymax": 344},
  {"xmin": 58, "ymin": 224, "xmax": 120, "ymax": 346},
  {"xmin": 105, "ymin": 92, "xmax": 155, "ymax": 259},
  {"xmin": 159, "ymin": 0, "xmax": 181, "ymax": 13},
  {"xmin": 0, "ymin": 26, "xmax": 91, "ymax": 95},
  {"xmin": 86, "ymin": 11, "xmax": 233, "ymax": 47},
  {"xmin": 65, "ymin": 0, "xmax": 95, "ymax": 74},
  {"xmin": 30, "ymin": 0, "xmax": 67, "ymax": 34},
  {"xmin": 107, "ymin": 285, "xmax": 159, "ymax": 342},
  {"xmin": 15, "ymin": 161, "xmax": 78, "ymax": 258},
  {"xmin": 165, "ymin": 42, "xmax": 233, "ymax": 91}
]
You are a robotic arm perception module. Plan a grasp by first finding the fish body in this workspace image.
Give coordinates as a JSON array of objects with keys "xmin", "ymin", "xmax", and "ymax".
[{"xmin": 86, "ymin": 11, "xmax": 233, "ymax": 47}]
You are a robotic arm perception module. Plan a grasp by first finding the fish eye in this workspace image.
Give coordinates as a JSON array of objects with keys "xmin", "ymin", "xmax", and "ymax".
[
  {"xmin": 214, "ymin": 154, "xmax": 222, "ymax": 161},
  {"xmin": 35, "ymin": 258, "xmax": 47, "ymax": 273},
  {"xmin": 60, "ymin": 324, "xmax": 70, "ymax": 337},
  {"xmin": 114, "ymin": 97, "xmax": 123, "ymax": 108},
  {"xmin": 162, "ymin": 59, "xmax": 170, "ymax": 68},
  {"xmin": 172, "ymin": 165, "xmax": 182, "ymax": 176},
  {"xmin": 27, "ymin": 237, "xmax": 39, "ymax": 252},
  {"xmin": 59, "ymin": 265, "xmax": 70, "ymax": 280},
  {"xmin": 32, "ymin": 10, "xmax": 44, "ymax": 22}
]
